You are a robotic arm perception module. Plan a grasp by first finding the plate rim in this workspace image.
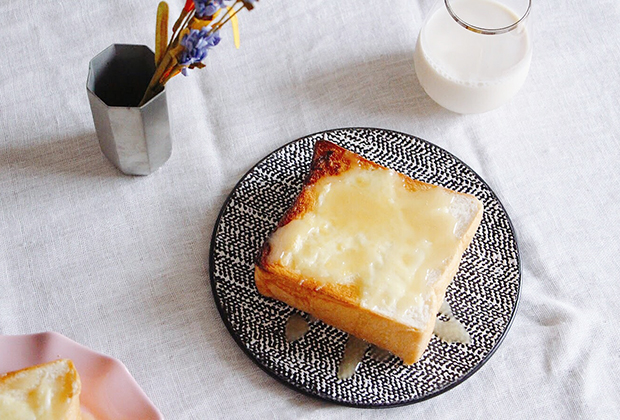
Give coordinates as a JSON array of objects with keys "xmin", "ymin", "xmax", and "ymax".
[
  {"xmin": 0, "ymin": 331, "xmax": 164, "ymax": 419},
  {"xmin": 208, "ymin": 126, "xmax": 522, "ymax": 408}
]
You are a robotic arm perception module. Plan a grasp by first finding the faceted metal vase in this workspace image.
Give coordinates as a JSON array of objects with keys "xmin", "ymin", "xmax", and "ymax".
[{"xmin": 87, "ymin": 44, "xmax": 172, "ymax": 176}]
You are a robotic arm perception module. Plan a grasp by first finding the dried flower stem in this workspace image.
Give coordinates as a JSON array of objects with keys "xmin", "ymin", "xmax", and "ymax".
[
  {"xmin": 169, "ymin": 10, "xmax": 195, "ymax": 50},
  {"xmin": 210, "ymin": 1, "xmax": 245, "ymax": 34},
  {"xmin": 139, "ymin": 46, "xmax": 182, "ymax": 106}
]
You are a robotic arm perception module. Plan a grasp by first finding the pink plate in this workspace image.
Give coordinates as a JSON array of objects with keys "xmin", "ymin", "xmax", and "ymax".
[{"xmin": 0, "ymin": 332, "xmax": 163, "ymax": 420}]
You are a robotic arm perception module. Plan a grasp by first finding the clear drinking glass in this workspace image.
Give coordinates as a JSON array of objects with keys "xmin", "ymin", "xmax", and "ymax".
[{"xmin": 413, "ymin": 0, "xmax": 532, "ymax": 114}]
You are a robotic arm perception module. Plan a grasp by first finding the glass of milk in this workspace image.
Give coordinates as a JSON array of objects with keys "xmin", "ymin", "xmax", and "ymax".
[{"xmin": 413, "ymin": 0, "xmax": 532, "ymax": 114}]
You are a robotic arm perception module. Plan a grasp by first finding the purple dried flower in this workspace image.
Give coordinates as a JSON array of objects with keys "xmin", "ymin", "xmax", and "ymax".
[
  {"xmin": 194, "ymin": 0, "xmax": 227, "ymax": 19},
  {"xmin": 179, "ymin": 27, "xmax": 222, "ymax": 69}
]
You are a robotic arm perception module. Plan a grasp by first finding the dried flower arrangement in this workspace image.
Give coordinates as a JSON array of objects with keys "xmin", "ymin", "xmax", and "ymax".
[{"xmin": 139, "ymin": 0, "xmax": 258, "ymax": 106}]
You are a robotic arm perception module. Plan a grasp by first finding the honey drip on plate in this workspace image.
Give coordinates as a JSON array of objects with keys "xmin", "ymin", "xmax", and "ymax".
[
  {"xmin": 433, "ymin": 299, "xmax": 471, "ymax": 344},
  {"xmin": 285, "ymin": 313, "xmax": 309, "ymax": 342},
  {"xmin": 368, "ymin": 345, "xmax": 393, "ymax": 362},
  {"xmin": 285, "ymin": 313, "xmax": 394, "ymax": 379},
  {"xmin": 337, "ymin": 336, "xmax": 369, "ymax": 379},
  {"xmin": 285, "ymin": 304, "xmax": 468, "ymax": 382}
]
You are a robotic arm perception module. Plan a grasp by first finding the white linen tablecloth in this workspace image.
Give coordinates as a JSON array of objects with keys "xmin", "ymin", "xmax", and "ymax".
[{"xmin": 1, "ymin": 0, "xmax": 619, "ymax": 418}]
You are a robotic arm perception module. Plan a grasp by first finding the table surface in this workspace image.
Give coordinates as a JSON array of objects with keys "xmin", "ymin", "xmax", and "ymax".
[{"xmin": 1, "ymin": 0, "xmax": 619, "ymax": 419}]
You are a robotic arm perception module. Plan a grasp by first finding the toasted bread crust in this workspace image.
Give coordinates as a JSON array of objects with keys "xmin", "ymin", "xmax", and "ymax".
[
  {"xmin": 255, "ymin": 140, "xmax": 483, "ymax": 364},
  {"xmin": 0, "ymin": 359, "xmax": 82, "ymax": 419}
]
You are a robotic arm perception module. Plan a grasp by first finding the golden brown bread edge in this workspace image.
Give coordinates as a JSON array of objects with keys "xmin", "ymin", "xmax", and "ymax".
[
  {"xmin": 254, "ymin": 140, "xmax": 483, "ymax": 364},
  {"xmin": 0, "ymin": 359, "xmax": 82, "ymax": 419}
]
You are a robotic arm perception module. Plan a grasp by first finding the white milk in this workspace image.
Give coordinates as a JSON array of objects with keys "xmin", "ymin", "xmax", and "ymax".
[{"xmin": 414, "ymin": 0, "xmax": 532, "ymax": 114}]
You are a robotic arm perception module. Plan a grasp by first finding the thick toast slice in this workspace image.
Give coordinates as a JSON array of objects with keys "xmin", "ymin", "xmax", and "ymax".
[
  {"xmin": 255, "ymin": 140, "xmax": 483, "ymax": 364},
  {"xmin": 0, "ymin": 359, "xmax": 82, "ymax": 419}
]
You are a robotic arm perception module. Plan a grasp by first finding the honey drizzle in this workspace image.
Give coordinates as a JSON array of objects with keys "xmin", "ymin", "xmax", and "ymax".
[{"xmin": 337, "ymin": 336, "xmax": 369, "ymax": 379}]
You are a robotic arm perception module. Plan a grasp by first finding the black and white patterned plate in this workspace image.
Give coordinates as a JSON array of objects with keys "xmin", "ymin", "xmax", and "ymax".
[{"xmin": 209, "ymin": 127, "xmax": 520, "ymax": 407}]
